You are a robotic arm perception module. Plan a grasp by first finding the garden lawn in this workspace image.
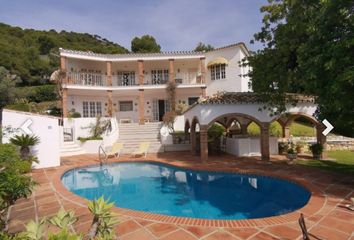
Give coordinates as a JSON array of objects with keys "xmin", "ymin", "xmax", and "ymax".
[
  {"xmin": 296, "ymin": 150, "xmax": 354, "ymax": 175},
  {"xmin": 247, "ymin": 121, "xmax": 315, "ymax": 137}
]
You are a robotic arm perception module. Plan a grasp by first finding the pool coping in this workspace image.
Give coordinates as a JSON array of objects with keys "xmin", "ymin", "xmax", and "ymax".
[{"xmin": 52, "ymin": 158, "xmax": 327, "ymax": 228}]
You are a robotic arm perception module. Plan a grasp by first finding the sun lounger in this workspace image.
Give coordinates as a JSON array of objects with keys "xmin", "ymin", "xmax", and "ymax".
[
  {"xmin": 345, "ymin": 197, "xmax": 354, "ymax": 211},
  {"xmin": 299, "ymin": 213, "xmax": 322, "ymax": 240},
  {"xmin": 106, "ymin": 142, "xmax": 123, "ymax": 158},
  {"xmin": 131, "ymin": 142, "xmax": 150, "ymax": 158}
]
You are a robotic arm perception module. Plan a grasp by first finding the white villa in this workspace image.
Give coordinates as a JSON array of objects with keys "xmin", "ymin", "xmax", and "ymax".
[
  {"xmin": 2, "ymin": 42, "xmax": 326, "ymax": 168},
  {"xmin": 59, "ymin": 43, "xmax": 251, "ymax": 122},
  {"xmin": 56, "ymin": 42, "xmax": 326, "ymax": 162}
]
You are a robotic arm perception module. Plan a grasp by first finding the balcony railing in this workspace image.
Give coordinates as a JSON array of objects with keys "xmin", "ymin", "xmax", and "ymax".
[
  {"xmin": 65, "ymin": 72, "xmax": 203, "ymax": 87},
  {"xmin": 67, "ymin": 72, "xmax": 107, "ymax": 86},
  {"xmin": 112, "ymin": 76, "xmax": 137, "ymax": 86},
  {"xmin": 175, "ymin": 73, "xmax": 202, "ymax": 85}
]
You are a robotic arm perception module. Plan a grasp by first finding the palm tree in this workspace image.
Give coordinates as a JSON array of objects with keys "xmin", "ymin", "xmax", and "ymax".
[{"xmin": 10, "ymin": 134, "xmax": 40, "ymax": 159}]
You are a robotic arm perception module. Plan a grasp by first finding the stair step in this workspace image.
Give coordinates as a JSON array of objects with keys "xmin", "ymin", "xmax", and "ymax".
[{"xmin": 60, "ymin": 141, "xmax": 85, "ymax": 156}]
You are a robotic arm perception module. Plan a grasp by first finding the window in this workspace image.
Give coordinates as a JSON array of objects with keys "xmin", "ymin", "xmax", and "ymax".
[
  {"xmin": 83, "ymin": 102, "xmax": 89, "ymax": 117},
  {"xmin": 96, "ymin": 102, "xmax": 102, "ymax": 116},
  {"xmin": 83, "ymin": 101, "xmax": 102, "ymax": 117},
  {"xmin": 117, "ymin": 71, "xmax": 135, "ymax": 86},
  {"xmin": 210, "ymin": 64, "xmax": 226, "ymax": 80},
  {"xmin": 151, "ymin": 70, "xmax": 168, "ymax": 84},
  {"xmin": 89, "ymin": 102, "xmax": 96, "ymax": 117},
  {"xmin": 119, "ymin": 101, "xmax": 133, "ymax": 111},
  {"xmin": 188, "ymin": 97, "xmax": 199, "ymax": 105}
]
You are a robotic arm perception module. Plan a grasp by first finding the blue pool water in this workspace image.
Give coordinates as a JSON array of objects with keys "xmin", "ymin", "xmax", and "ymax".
[{"xmin": 61, "ymin": 162, "xmax": 310, "ymax": 220}]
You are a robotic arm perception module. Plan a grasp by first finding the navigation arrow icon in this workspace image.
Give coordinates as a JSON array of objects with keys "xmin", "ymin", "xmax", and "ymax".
[
  {"xmin": 20, "ymin": 119, "xmax": 33, "ymax": 135},
  {"xmin": 322, "ymin": 119, "xmax": 333, "ymax": 136}
]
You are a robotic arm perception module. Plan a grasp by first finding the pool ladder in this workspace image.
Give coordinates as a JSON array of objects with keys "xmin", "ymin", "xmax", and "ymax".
[{"xmin": 98, "ymin": 145, "xmax": 108, "ymax": 166}]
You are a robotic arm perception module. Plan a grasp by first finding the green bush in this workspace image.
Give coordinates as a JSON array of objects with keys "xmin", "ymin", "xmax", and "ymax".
[
  {"xmin": 77, "ymin": 136, "xmax": 103, "ymax": 143},
  {"xmin": 208, "ymin": 124, "xmax": 225, "ymax": 141},
  {"xmin": 29, "ymin": 85, "xmax": 58, "ymax": 102},
  {"xmin": 8, "ymin": 197, "xmax": 119, "ymax": 239},
  {"xmin": 14, "ymin": 85, "xmax": 58, "ymax": 103},
  {"xmin": 5, "ymin": 103, "xmax": 31, "ymax": 112},
  {"xmin": 0, "ymin": 144, "xmax": 36, "ymax": 229}
]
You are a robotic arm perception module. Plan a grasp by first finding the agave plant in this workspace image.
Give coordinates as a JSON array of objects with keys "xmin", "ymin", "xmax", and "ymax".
[
  {"xmin": 87, "ymin": 197, "xmax": 118, "ymax": 239},
  {"xmin": 10, "ymin": 134, "xmax": 40, "ymax": 159},
  {"xmin": 49, "ymin": 208, "xmax": 77, "ymax": 229}
]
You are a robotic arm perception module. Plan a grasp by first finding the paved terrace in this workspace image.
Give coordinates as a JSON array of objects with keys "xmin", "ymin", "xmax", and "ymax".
[{"xmin": 7, "ymin": 153, "xmax": 354, "ymax": 240}]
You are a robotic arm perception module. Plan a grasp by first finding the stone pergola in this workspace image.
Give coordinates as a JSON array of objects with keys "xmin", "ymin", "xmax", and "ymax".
[{"xmin": 183, "ymin": 92, "xmax": 326, "ymax": 161}]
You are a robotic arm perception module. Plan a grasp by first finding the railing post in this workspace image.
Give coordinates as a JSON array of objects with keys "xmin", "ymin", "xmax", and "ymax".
[
  {"xmin": 200, "ymin": 57, "xmax": 206, "ymax": 84},
  {"xmin": 107, "ymin": 61, "xmax": 112, "ymax": 87},
  {"xmin": 169, "ymin": 59, "xmax": 175, "ymax": 83},
  {"xmin": 138, "ymin": 60, "xmax": 144, "ymax": 85}
]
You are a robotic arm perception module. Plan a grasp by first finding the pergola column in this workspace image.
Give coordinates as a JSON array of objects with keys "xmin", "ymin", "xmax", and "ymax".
[
  {"xmin": 138, "ymin": 60, "xmax": 145, "ymax": 124},
  {"xmin": 138, "ymin": 60, "xmax": 144, "ymax": 85},
  {"xmin": 60, "ymin": 56, "xmax": 68, "ymax": 117},
  {"xmin": 201, "ymin": 86, "xmax": 206, "ymax": 98},
  {"xmin": 200, "ymin": 57, "xmax": 206, "ymax": 97},
  {"xmin": 168, "ymin": 59, "xmax": 175, "ymax": 83},
  {"xmin": 282, "ymin": 125, "xmax": 290, "ymax": 138},
  {"xmin": 200, "ymin": 57, "xmax": 206, "ymax": 84},
  {"xmin": 60, "ymin": 56, "xmax": 67, "ymax": 83},
  {"xmin": 260, "ymin": 122, "xmax": 270, "ymax": 161},
  {"xmin": 62, "ymin": 88, "xmax": 68, "ymax": 118},
  {"xmin": 138, "ymin": 89, "xmax": 145, "ymax": 124},
  {"xmin": 106, "ymin": 61, "xmax": 113, "ymax": 117},
  {"xmin": 316, "ymin": 123, "xmax": 327, "ymax": 158},
  {"xmin": 238, "ymin": 118, "xmax": 251, "ymax": 135},
  {"xmin": 200, "ymin": 125, "xmax": 208, "ymax": 161},
  {"xmin": 107, "ymin": 90, "xmax": 113, "ymax": 117},
  {"xmin": 240, "ymin": 123, "xmax": 249, "ymax": 135},
  {"xmin": 190, "ymin": 130, "xmax": 196, "ymax": 154}
]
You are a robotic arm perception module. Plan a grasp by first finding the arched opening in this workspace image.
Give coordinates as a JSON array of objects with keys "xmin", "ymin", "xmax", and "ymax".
[
  {"xmin": 271, "ymin": 113, "xmax": 325, "ymax": 158},
  {"xmin": 184, "ymin": 120, "xmax": 191, "ymax": 143},
  {"xmin": 190, "ymin": 117, "xmax": 200, "ymax": 155},
  {"xmin": 198, "ymin": 113, "xmax": 271, "ymax": 161}
]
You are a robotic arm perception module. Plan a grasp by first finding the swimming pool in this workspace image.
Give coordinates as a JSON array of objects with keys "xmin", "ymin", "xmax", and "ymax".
[{"xmin": 61, "ymin": 162, "xmax": 310, "ymax": 220}]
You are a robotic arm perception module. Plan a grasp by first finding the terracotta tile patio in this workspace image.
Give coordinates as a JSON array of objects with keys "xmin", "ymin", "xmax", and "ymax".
[{"xmin": 7, "ymin": 152, "xmax": 354, "ymax": 239}]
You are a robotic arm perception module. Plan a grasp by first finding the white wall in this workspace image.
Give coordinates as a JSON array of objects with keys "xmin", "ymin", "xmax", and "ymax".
[
  {"xmin": 185, "ymin": 102, "xmax": 318, "ymax": 126},
  {"xmin": 2, "ymin": 110, "xmax": 61, "ymax": 169},
  {"xmin": 205, "ymin": 46, "xmax": 251, "ymax": 95},
  {"xmin": 225, "ymin": 136, "xmax": 278, "ymax": 156},
  {"xmin": 63, "ymin": 117, "xmax": 119, "ymax": 147}
]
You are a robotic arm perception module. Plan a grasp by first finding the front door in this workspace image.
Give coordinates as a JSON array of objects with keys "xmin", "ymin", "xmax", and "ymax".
[{"xmin": 158, "ymin": 100, "xmax": 165, "ymax": 121}]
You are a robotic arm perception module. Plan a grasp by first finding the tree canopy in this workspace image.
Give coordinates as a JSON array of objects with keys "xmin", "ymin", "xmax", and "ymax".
[
  {"xmin": 194, "ymin": 42, "xmax": 214, "ymax": 52},
  {"xmin": 0, "ymin": 67, "xmax": 19, "ymax": 109},
  {"xmin": 131, "ymin": 35, "xmax": 161, "ymax": 53},
  {"xmin": 246, "ymin": 0, "xmax": 354, "ymax": 137},
  {"xmin": 0, "ymin": 23, "xmax": 128, "ymax": 85}
]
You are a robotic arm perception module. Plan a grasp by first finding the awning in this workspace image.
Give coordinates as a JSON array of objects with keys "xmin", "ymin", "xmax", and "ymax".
[{"xmin": 207, "ymin": 57, "xmax": 228, "ymax": 68}]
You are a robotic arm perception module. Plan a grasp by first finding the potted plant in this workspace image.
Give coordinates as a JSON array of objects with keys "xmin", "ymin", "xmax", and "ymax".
[
  {"xmin": 309, "ymin": 143, "xmax": 323, "ymax": 159},
  {"xmin": 79, "ymin": 116, "xmax": 111, "ymax": 153},
  {"xmin": 10, "ymin": 134, "xmax": 40, "ymax": 159},
  {"xmin": 295, "ymin": 141, "xmax": 306, "ymax": 153},
  {"xmin": 287, "ymin": 144, "xmax": 297, "ymax": 162},
  {"xmin": 278, "ymin": 142, "xmax": 289, "ymax": 154}
]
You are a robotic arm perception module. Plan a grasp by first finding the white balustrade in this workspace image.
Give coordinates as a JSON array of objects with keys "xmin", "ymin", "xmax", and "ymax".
[{"xmin": 67, "ymin": 72, "xmax": 107, "ymax": 86}]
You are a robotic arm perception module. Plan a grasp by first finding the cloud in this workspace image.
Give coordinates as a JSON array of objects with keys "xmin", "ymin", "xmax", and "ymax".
[{"xmin": 0, "ymin": 0, "xmax": 265, "ymax": 51}]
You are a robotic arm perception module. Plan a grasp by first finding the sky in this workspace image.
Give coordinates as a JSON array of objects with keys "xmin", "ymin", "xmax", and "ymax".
[{"xmin": 0, "ymin": 0, "xmax": 266, "ymax": 51}]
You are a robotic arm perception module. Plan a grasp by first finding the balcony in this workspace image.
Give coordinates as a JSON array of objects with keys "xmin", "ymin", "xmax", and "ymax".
[
  {"xmin": 65, "ymin": 72, "xmax": 204, "ymax": 88},
  {"xmin": 112, "ymin": 75, "xmax": 137, "ymax": 86},
  {"xmin": 67, "ymin": 72, "xmax": 107, "ymax": 86}
]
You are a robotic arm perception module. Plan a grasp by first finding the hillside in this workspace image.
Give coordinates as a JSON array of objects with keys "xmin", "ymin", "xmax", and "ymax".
[{"xmin": 0, "ymin": 23, "xmax": 128, "ymax": 85}]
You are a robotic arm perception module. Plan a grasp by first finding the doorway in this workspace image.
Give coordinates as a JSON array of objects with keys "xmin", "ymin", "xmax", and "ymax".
[{"xmin": 158, "ymin": 100, "xmax": 165, "ymax": 121}]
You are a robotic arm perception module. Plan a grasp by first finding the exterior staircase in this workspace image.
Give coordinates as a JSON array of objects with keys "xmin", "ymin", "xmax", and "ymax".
[
  {"xmin": 118, "ymin": 122, "xmax": 164, "ymax": 154},
  {"xmin": 60, "ymin": 141, "xmax": 85, "ymax": 157}
]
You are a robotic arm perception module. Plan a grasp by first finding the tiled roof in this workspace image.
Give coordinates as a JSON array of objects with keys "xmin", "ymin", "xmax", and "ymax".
[
  {"xmin": 199, "ymin": 92, "xmax": 315, "ymax": 104},
  {"xmin": 59, "ymin": 42, "xmax": 250, "ymax": 59},
  {"xmin": 59, "ymin": 48, "xmax": 203, "ymax": 59}
]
